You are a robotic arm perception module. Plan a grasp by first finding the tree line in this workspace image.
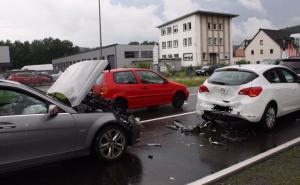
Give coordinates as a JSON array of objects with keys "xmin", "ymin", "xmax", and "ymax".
[{"xmin": 0, "ymin": 37, "xmax": 80, "ymax": 68}]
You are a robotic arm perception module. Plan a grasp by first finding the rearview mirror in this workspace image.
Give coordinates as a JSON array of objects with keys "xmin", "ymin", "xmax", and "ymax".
[{"xmin": 49, "ymin": 105, "xmax": 59, "ymax": 117}]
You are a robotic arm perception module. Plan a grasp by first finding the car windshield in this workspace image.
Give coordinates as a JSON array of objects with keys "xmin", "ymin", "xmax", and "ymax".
[{"xmin": 208, "ymin": 70, "xmax": 258, "ymax": 85}]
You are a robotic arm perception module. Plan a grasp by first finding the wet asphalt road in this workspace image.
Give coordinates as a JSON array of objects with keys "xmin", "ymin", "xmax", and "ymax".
[{"xmin": 1, "ymin": 87, "xmax": 300, "ymax": 185}]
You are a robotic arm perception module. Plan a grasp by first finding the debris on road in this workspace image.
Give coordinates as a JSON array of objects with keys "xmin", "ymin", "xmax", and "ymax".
[
  {"xmin": 209, "ymin": 137, "xmax": 226, "ymax": 146},
  {"xmin": 148, "ymin": 155, "xmax": 154, "ymax": 159},
  {"xmin": 165, "ymin": 120, "xmax": 203, "ymax": 133},
  {"xmin": 170, "ymin": 176, "xmax": 176, "ymax": 181},
  {"xmin": 146, "ymin": 143, "xmax": 162, "ymax": 147}
]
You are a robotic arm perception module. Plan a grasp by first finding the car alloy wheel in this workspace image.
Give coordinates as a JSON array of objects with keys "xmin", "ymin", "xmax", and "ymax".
[
  {"xmin": 93, "ymin": 126, "xmax": 127, "ymax": 161},
  {"xmin": 265, "ymin": 107, "xmax": 276, "ymax": 129}
]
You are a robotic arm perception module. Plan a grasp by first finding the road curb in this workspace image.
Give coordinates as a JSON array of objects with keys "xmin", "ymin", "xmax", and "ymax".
[{"xmin": 188, "ymin": 136, "xmax": 300, "ymax": 185}]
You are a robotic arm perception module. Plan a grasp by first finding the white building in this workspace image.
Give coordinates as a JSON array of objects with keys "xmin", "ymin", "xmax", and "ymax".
[
  {"xmin": 157, "ymin": 10, "xmax": 238, "ymax": 67},
  {"xmin": 245, "ymin": 26, "xmax": 300, "ymax": 64},
  {"xmin": 0, "ymin": 46, "xmax": 11, "ymax": 72}
]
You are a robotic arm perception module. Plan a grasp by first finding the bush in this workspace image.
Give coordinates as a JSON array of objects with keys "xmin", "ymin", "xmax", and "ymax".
[{"xmin": 236, "ymin": 60, "xmax": 248, "ymax": 65}]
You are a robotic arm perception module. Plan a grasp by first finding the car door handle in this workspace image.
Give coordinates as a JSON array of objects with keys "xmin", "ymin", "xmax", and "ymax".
[{"xmin": 0, "ymin": 122, "xmax": 16, "ymax": 129}]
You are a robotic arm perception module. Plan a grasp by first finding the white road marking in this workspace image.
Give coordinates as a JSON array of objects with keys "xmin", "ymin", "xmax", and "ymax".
[
  {"xmin": 188, "ymin": 136, "xmax": 300, "ymax": 185},
  {"xmin": 189, "ymin": 93, "xmax": 198, "ymax": 96},
  {"xmin": 184, "ymin": 102, "xmax": 189, "ymax": 105},
  {"xmin": 141, "ymin": 111, "xmax": 196, "ymax": 123}
]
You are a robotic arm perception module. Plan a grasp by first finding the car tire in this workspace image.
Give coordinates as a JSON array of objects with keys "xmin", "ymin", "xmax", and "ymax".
[
  {"xmin": 113, "ymin": 98, "xmax": 128, "ymax": 113},
  {"xmin": 92, "ymin": 125, "xmax": 127, "ymax": 162},
  {"xmin": 172, "ymin": 92, "xmax": 185, "ymax": 109},
  {"xmin": 261, "ymin": 103, "xmax": 277, "ymax": 130}
]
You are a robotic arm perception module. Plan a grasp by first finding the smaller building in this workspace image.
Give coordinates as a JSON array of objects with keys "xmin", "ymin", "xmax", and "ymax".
[
  {"xmin": 245, "ymin": 25, "xmax": 300, "ymax": 64},
  {"xmin": 52, "ymin": 44, "xmax": 154, "ymax": 71},
  {"xmin": 233, "ymin": 40, "xmax": 250, "ymax": 63},
  {"xmin": 0, "ymin": 46, "xmax": 11, "ymax": 72}
]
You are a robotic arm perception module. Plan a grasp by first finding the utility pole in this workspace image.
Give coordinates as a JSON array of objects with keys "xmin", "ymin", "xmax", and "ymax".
[{"xmin": 98, "ymin": 0, "xmax": 103, "ymax": 59}]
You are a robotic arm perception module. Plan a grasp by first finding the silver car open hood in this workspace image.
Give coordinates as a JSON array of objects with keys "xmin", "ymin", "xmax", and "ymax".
[{"xmin": 48, "ymin": 60, "xmax": 108, "ymax": 107}]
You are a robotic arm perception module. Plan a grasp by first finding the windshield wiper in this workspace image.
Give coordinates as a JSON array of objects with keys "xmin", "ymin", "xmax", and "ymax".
[{"xmin": 209, "ymin": 80, "xmax": 226, "ymax": 85}]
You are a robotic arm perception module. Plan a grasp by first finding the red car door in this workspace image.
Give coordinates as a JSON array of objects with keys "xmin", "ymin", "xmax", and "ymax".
[
  {"xmin": 111, "ymin": 71, "xmax": 141, "ymax": 109},
  {"xmin": 134, "ymin": 70, "xmax": 173, "ymax": 107}
]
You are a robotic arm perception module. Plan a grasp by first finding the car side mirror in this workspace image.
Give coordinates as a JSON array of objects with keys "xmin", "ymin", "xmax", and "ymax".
[{"xmin": 49, "ymin": 105, "xmax": 59, "ymax": 117}]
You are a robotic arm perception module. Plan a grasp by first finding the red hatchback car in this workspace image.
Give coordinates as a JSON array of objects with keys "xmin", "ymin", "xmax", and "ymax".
[
  {"xmin": 7, "ymin": 73, "xmax": 51, "ymax": 86},
  {"xmin": 92, "ymin": 68, "xmax": 189, "ymax": 110}
]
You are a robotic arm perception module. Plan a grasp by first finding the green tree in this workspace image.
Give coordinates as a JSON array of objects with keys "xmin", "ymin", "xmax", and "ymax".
[{"xmin": 0, "ymin": 37, "xmax": 80, "ymax": 68}]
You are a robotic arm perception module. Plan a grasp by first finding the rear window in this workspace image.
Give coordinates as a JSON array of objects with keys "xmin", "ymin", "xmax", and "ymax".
[{"xmin": 208, "ymin": 70, "xmax": 258, "ymax": 85}]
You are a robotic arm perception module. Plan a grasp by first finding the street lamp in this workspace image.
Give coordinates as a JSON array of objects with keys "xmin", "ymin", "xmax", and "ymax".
[{"xmin": 98, "ymin": 0, "xmax": 103, "ymax": 59}]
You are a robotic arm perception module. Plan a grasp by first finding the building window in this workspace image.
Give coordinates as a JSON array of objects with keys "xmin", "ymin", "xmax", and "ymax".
[
  {"xmin": 124, "ymin": 51, "xmax": 139, "ymax": 58},
  {"xmin": 251, "ymin": 50, "xmax": 254, "ymax": 55},
  {"xmin": 208, "ymin": 22, "xmax": 211, "ymax": 30},
  {"xmin": 162, "ymin": 55, "xmax": 167, "ymax": 59},
  {"xmin": 219, "ymin": 38, "xmax": 223, "ymax": 45},
  {"xmin": 208, "ymin": 38, "xmax": 213, "ymax": 45},
  {"xmin": 225, "ymin": 55, "xmax": 228, "ymax": 59},
  {"xmin": 167, "ymin": 41, "xmax": 172, "ymax": 48},
  {"xmin": 214, "ymin": 38, "xmax": 218, "ymax": 45},
  {"xmin": 174, "ymin": 54, "xmax": 179, "ymax": 58},
  {"xmin": 187, "ymin": 22, "xmax": 192, "ymax": 30},
  {"xmin": 213, "ymin": 23, "xmax": 217, "ymax": 30},
  {"xmin": 173, "ymin": 40, "xmax": 178, "ymax": 48},
  {"xmin": 260, "ymin": 50, "xmax": 263, "ymax": 54},
  {"xmin": 202, "ymin": 53, "xmax": 206, "ymax": 60},
  {"xmin": 162, "ymin": 42, "xmax": 166, "ymax": 49},
  {"xmin": 260, "ymin": 40, "xmax": 263, "ymax": 45},
  {"xmin": 188, "ymin": 38, "xmax": 192, "ymax": 46},
  {"xmin": 183, "ymin": 38, "xmax": 188, "ymax": 47},
  {"xmin": 183, "ymin": 23, "xmax": 187, "ymax": 32},
  {"xmin": 173, "ymin": 25, "xmax": 178, "ymax": 34},
  {"xmin": 183, "ymin": 53, "xmax": 193, "ymax": 61},
  {"xmin": 270, "ymin": 49, "xmax": 274, "ymax": 54},
  {"xmin": 161, "ymin": 28, "xmax": 166, "ymax": 36},
  {"xmin": 168, "ymin": 54, "xmax": 173, "ymax": 59},
  {"xmin": 141, "ymin": 51, "xmax": 153, "ymax": 58},
  {"xmin": 219, "ymin": 23, "xmax": 223, "ymax": 30},
  {"xmin": 167, "ymin": 27, "xmax": 172, "ymax": 35}
]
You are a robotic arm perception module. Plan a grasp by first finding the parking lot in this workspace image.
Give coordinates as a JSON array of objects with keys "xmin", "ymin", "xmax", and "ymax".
[{"xmin": 0, "ymin": 87, "xmax": 299, "ymax": 185}]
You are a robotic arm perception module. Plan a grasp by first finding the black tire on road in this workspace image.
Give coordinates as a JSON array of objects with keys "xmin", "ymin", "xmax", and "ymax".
[
  {"xmin": 260, "ymin": 103, "xmax": 277, "ymax": 130},
  {"xmin": 92, "ymin": 125, "xmax": 127, "ymax": 162},
  {"xmin": 172, "ymin": 92, "xmax": 185, "ymax": 109}
]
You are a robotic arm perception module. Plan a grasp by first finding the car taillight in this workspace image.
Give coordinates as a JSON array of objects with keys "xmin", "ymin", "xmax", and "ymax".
[
  {"xmin": 199, "ymin": 84, "xmax": 209, "ymax": 93},
  {"xmin": 238, "ymin": 87, "xmax": 263, "ymax": 97}
]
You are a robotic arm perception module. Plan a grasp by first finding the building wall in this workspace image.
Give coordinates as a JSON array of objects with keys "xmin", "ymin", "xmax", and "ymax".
[
  {"xmin": 52, "ymin": 44, "xmax": 154, "ymax": 71},
  {"xmin": 0, "ymin": 46, "xmax": 10, "ymax": 64},
  {"xmin": 159, "ymin": 13, "xmax": 233, "ymax": 67},
  {"xmin": 116, "ymin": 45, "xmax": 154, "ymax": 68},
  {"xmin": 245, "ymin": 31, "xmax": 282, "ymax": 64},
  {"xmin": 159, "ymin": 15, "xmax": 197, "ymax": 67}
]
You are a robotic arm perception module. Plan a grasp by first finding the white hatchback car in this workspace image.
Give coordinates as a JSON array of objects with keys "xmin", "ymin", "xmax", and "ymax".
[{"xmin": 196, "ymin": 65, "xmax": 300, "ymax": 129}]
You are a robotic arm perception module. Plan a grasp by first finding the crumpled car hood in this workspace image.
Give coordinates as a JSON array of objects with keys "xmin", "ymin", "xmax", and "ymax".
[{"xmin": 48, "ymin": 60, "xmax": 108, "ymax": 107}]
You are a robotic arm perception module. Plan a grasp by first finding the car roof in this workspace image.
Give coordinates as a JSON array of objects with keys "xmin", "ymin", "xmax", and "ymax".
[{"xmin": 221, "ymin": 64, "xmax": 288, "ymax": 74}]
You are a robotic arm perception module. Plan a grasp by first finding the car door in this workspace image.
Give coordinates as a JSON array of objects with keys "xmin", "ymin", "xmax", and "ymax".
[
  {"xmin": 0, "ymin": 87, "xmax": 76, "ymax": 165},
  {"xmin": 263, "ymin": 69, "xmax": 288, "ymax": 115},
  {"xmin": 112, "ymin": 71, "xmax": 140, "ymax": 108},
  {"xmin": 278, "ymin": 68, "xmax": 300, "ymax": 113},
  {"xmin": 135, "ymin": 70, "xmax": 172, "ymax": 107}
]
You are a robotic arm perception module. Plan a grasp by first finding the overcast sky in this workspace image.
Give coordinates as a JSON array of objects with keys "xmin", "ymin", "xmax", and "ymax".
[{"xmin": 1, "ymin": 0, "xmax": 300, "ymax": 47}]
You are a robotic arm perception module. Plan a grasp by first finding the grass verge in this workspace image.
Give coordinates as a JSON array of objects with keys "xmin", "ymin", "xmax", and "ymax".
[
  {"xmin": 214, "ymin": 145, "xmax": 300, "ymax": 185},
  {"xmin": 167, "ymin": 76, "xmax": 207, "ymax": 87}
]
